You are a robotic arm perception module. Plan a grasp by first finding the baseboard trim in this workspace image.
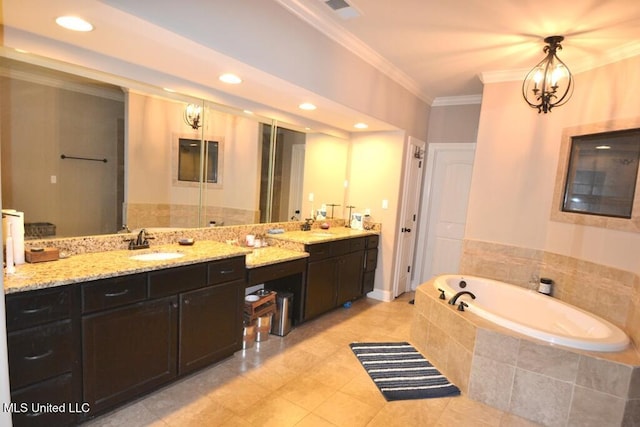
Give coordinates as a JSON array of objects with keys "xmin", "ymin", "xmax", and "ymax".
[{"xmin": 366, "ymin": 289, "xmax": 394, "ymax": 302}]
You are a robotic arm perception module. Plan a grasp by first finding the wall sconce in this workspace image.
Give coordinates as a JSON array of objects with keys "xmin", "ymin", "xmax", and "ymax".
[
  {"xmin": 522, "ymin": 36, "xmax": 573, "ymax": 114},
  {"xmin": 184, "ymin": 104, "xmax": 202, "ymax": 129}
]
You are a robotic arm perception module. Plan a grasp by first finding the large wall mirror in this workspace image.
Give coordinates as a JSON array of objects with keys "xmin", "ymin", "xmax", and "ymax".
[
  {"xmin": 0, "ymin": 57, "xmax": 350, "ymax": 240},
  {"xmin": 551, "ymin": 118, "xmax": 640, "ymax": 233}
]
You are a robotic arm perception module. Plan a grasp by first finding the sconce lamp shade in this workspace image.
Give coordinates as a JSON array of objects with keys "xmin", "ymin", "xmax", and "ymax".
[
  {"xmin": 522, "ymin": 36, "xmax": 573, "ymax": 114},
  {"xmin": 184, "ymin": 104, "xmax": 202, "ymax": 129}
]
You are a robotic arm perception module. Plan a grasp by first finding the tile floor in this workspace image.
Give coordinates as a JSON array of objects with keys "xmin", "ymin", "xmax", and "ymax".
[{"xmin": 85, "ymin": 293, "xmax": 541, "ymax": 427}]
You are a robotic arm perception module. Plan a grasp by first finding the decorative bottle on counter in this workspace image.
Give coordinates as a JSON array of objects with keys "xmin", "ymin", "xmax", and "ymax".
[{"xmin": 538, "ymin": 278, "xmax": 553, "ymax": 295}]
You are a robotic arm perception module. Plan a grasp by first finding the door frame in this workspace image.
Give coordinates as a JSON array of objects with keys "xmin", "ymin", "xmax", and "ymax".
[{"xmin": 412, "ymin": 142, "xmax": 476, "ymax": 289}]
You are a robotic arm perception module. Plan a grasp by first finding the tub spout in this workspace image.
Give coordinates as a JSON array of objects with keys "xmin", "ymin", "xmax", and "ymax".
[{"xmin": 448, "ymin": 291, "xmax": 476, "ymax": 306}]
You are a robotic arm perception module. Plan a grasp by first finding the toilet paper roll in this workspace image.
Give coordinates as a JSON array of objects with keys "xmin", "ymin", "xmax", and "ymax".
[{"xmin": 2, "ymin": 210, "xmax": 25, "ymax": 265}]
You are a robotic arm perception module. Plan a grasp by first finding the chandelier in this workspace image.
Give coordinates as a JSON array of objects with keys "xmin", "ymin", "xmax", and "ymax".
[{"xmin": 522, "ymin": 36, "xmax": 573, "ymax": 114}]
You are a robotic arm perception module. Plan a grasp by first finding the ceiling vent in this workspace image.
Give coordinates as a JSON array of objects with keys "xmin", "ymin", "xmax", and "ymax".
[{"xmin": 322, "ymin": 0, "xmax": 361, "ymax": 20}]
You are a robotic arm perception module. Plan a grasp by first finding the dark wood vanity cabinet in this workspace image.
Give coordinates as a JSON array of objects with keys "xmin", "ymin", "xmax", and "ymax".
[
  {"xmin": 6, "ymin": 286, "xmax": 81, "ymax": 427},
  {"xmin": 80, "ymin": 256, "xmax": 245, "ymax": 418},
  {"xmin": 304, "ymin": 237, "xmax": 367, "ymax": 321},
  {"xmin": 178, "ymin": 278, "xmax": 244, "ymax": 375},
  {"xmin": 82, "ymin": 294, "xmax": 178, "ymax": 414},
  {"xmin": 362, "ymin": 234, "xmax": 379, "ymax": 294}
]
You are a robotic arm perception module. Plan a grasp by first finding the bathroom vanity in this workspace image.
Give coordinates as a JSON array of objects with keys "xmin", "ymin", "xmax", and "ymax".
[{"xmin": 4, "ymin": 229, "xmax": 379, "ymax": 426}]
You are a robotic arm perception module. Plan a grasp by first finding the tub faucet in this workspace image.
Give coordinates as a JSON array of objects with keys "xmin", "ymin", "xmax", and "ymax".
[{"xmin": 448, "ymin": 291, "xmax": 476, "ymax": 306}]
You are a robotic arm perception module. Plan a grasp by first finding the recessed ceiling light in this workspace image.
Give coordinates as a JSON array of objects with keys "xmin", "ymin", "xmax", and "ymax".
[
  {"xmin": 299, "ymin": 103, "xmax": 317, "ymax": 111},
  {"xmin": 219, "ymin": 73, "xmax": 242, "ymax": 84},
  {"xmin": 354, "ymin": 122, "xmax": 368, "ymax": 129},
  {"xmin": 56, "ymin": 16, "xmax": 94, "ymax": 32}
]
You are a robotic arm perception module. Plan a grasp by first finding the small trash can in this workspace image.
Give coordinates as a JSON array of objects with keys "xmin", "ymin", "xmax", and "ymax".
[
  {"xmin": 255, "ymin": 314, "xmax": 272, "ymax": 342},
  {"xmin": 242, "ymin": 322, "xmax": 256, "ymax": 349},
  {"xmin": 271, "ymin": 291, "xmax": 293, "ymax": 336}
]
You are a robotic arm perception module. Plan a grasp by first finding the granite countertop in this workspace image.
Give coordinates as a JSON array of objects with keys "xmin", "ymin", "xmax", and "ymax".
[
  {"xmin": 4, "ymin": 241, "xmax": 252, "ymax": 294},
  {"xmin": 4, "ymin": 230, "xmax": 371, "ymax": 294},
  {"xmin": 245, "ymin": 246, "xmax": 309, "ymax": 269},
  {"xmin": 267, "ymin": 227, "xmax": 378, "ymax": 245}
]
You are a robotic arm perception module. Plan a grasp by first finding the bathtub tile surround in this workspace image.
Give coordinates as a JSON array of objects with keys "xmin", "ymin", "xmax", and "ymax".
[
  {"xmin": 460, "ymin": 239, "xmax": 639, "ymax": 354},
  {"xmin": 510, "ymin": 369, "xmax": 573, "ymax": 426},
  {"xmin": 411, "ymin": 281, "xmax": 640, "ymax": 426}
]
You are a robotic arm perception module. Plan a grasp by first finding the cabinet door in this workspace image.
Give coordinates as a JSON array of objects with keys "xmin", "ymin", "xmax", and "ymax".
[
  {"xmin": 304, "ymin": 258, "xmax": 337, "ymax": 321},
  {"xmin": 178, "ymin": 279, "xmax": 244, "ymax": 375},
  {"xmin": 337, "ymin": 251, "xmax": 365, "ymax": 305},
  {"xmin": 82, "ymin": 296, "xmax": 177, "ymax": 414}
]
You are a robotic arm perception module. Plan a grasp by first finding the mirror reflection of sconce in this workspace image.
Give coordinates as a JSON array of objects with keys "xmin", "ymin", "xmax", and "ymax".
[{"xmin": 184, "ymin": 104, "xmax": 202, "ymax": 129}]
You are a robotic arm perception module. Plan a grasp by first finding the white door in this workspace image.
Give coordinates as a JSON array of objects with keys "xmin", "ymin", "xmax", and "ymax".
[
  {"xmin": 414, "ymin": 143, "xmax": 475, "ymax": 287},
  {"xmin": 393, "ymin": 137, "xmax": 425, "ymax": 298}
]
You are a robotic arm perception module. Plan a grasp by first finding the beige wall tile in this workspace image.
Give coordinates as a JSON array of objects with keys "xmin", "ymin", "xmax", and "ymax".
[
  {"xmin": 446, "ymin": 339, "xmax": 473, "ymax": 393},
  {"xmin": 576, "ymin": 355, "xmax": 633, "ymax": 398},
  {"xmin": 517, "ymin": 340, "xmax": 579, "ymax": 382},
  {"xmin": 509, "ymin": 369, "xmax": 572, "ymax": 426},
  {"xmin": 631, "ymin": 367, "xmax": 640, "ymax": 399},
  {"xmin": 567, "ymin": 386, "xmax": 626, "ymax": 427},
  {"xmin": 623, "ymin": 398, "xmax": 640, "ymax": 426},
  {"xmin": 474, "ymin": 329, "xmax": 520, "ymax": 365},
  {"xmin": 468, "ymin": 355, "xmax": 514, "ymax": 412}
]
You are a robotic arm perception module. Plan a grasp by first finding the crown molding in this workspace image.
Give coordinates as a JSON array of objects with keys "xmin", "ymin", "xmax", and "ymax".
[
  {"xmin": 275, "ymin": 0, "xmax": 432, "ymax": 104},
  {"xmin": 432, "ymin": 94, "xmax": 482, "ymax": 107}
]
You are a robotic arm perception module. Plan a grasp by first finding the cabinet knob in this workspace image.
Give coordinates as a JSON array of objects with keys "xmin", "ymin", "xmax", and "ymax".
[{"xmin": 184, "ymin": 299, "xmax": 190, "ymax": 305}]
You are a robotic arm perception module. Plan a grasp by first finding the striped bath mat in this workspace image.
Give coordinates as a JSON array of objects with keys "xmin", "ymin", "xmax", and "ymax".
[{"xmin": 349, "ymin": 342, "xmax": 460, "ymax": 401}]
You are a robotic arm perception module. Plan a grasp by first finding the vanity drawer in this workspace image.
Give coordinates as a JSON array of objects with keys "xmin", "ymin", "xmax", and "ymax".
[
  {"xmin": 247, "ymin": 258, "xmax": 307, "ymax": 285},
  {"xmin": 6, "ymin": 288, "xmax": 71, "ymax": 332},
  {"xmin": 8, "ymin": 319, "xmax": 74, "ymax": 390},
  {"xmin": 11, "ymin": 372, "xmax": 76, "ymax": 427},
  {"xmin": 365, "ymin": 234, "xmax": 379, "ymax": 249},
  {"xmin": 149, "ymin": 263, "xmax": 207, "ymax": 298},
  {"xmin": 306, "ymin": 242, "xmax": 333, "ymax": 262},
  {"xmin": 364, "ymin": 248, "xmax": 378, "ymax": 272},
  {"xmin": 208, "ymin": 256, "xmax": 245, "ymax": 285},
  {"xmin": 82, "ymin": 274, "xmax": 148, "ymax": 314},
  {"xmin": 329, "ymin": 239, "xmax": 351, "ymax": 257},
  {"xmin": 349, "ymin": 237, "xmax": 366, "ymax": 252}
]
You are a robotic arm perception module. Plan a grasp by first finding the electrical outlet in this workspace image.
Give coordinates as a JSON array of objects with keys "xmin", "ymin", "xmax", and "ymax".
[{"xmin": 382, "ymin": 199, "xmax": 389, "ymax": 209}]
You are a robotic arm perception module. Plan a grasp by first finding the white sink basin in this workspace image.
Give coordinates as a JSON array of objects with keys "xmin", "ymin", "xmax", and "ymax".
[{"xmin": 130, "ymin": 252, "xmax": 185, "ymax": 261}]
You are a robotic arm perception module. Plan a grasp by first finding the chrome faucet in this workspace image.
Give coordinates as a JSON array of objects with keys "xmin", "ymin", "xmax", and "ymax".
[{"xmin": 448, "ymin": 290, "xmax": 476, "ymax": 306}]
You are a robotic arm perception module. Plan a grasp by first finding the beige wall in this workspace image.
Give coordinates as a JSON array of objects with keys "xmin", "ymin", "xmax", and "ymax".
[
  {"xmin": 427, "ymin": 103, "xmax": 481, "ymax": 143},
  {"xmin": 350, "ymin": 131, "xmax": 406, "ymax": 298},
  {"xmin": 467, "ymin": 55, "xmax": 640, "ymax": 275},
  {"xmin": 302, "ymin": 133, "xmax": 349, "ymax": 221}
]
